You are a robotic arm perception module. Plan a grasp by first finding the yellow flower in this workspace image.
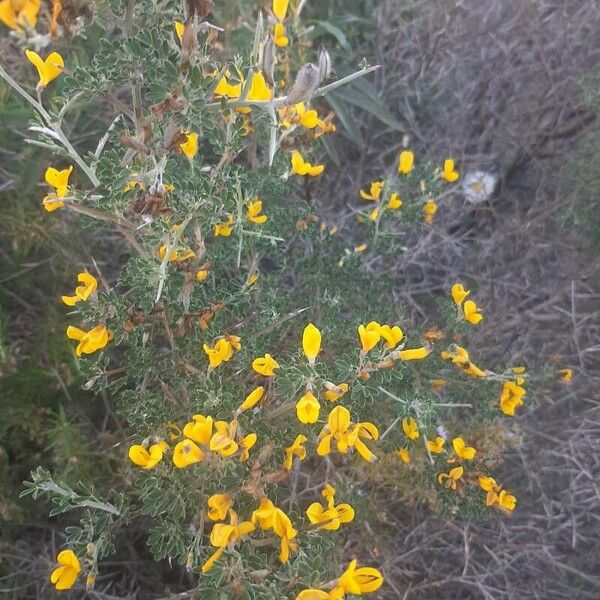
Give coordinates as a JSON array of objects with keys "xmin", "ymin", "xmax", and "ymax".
[
  {"xmin": 479, "ymin": 475, "xmax": 501, "ymax": 505},
  {"xmin": 173, "ymin": 439, "xmax": 205, "ymax": 468},
  {"xmin": 359, "ymin": 180, "xmax": 384, "ymax": 202},
  {"xmin": 302, "ymin": 322, "xmax": 321, "ymax": 364},
  {"xmin": 66, "ymin": 324, "xmax": 111, "ymax": 357},
  {"xmin": 239, "ymin": 432, "xmax": 257, "ymax": 461},
  {"xmin": 247, "ymin": 271, "xmax": 259, "ymax": 286},
  {"xmin": 388, "ymin": 192, "xmax": 402, "ymax": 209},
  {"xmin": 158, "ymin": 244, "xmax": 196, "ymax": 263},
  {"xmin": 196, "ymin": 269, "xmax": 209, "ymax": 282},
  {"xmin": 128, "ymin": 442, "xmax": 167, "ymax": 469},
  {"xmin": 207, "ymin": 494, "xmax": 232, "ymax": 521},
  {"xmin": 180, "ymin": 131, "xmax": 198, "ymax": 159},
  {"xmin": 25, "ymin": 49, "xmax": 64, "ymax": 88},
  {"xmin": 214, "ymin": 214, "xmax": 234, "ymax": 237},
  {"xmin": 252, "ymin": 353, "xmax": 279, "ymax": 376},
  {"xmin": 214, "ymin": 74, "xmax": 242, "ymax": 99},
  {"xmin": 397, "ymin": 447, "xmax": 411, "ymax": 463},
  {"xmin": 499, "ymin": 380, "xmax": 526, "ymax": 416},
  {"xmin": 358, "ymin": 321, "xmax": 381, "ymax": 352},
  {"xmin": 246, "ymin": 72, "xmax": 273, "ymax": 103},
  {"xmin": 43, "ymin": 165, "xmax": 73, "ymax": 212},
  {"xmin": 354, "ymin": 243, "xmax": 368, "ymax": 253},
  {"xmin": 296, "ymin": 390, "xmax": 321, "ymax": 424},
  {"xmin": 272, "ymin": 0, "xmax": 289, "ymax": 20},
  {"xmin": 295, "ymin": 103, "xmax": 320, "ymax": 128},
  {"xmin": 246, "ymin": 199, "xmax": 268, "ymax": 224},
  {"xmin": 497, "ymin": 489, "xmax": 516, "ymax": 511},
  {"xmin": 463, "ymin": 299, "xmax": 483, "ymax": 325},
  {"xmin": 203, "ymin": 338, "xmax": 238, "ymax": 369},
  {"xmin": 451, "ymin": 283, "xmax": 470, "ymax": 306},
  {"xmin": 174, "ymin": 20, "xmax": 184, "ymax": 42},
  {"xmin": 202, "ymin": 509, "xmax": 255, "ymax": 573},
  {"xmin": 441, "ymin": 344, "xmax": 488, "ymax": 378},
  {"xmin": 50, "ymin": 549, "xmax": 80, "ymax": 591},
  {"xmin": 306, "ymin": 484, "xmax": 354, "ymax": 531},
  {"xmin": 317, "ymin": 405, "xmax": 351, "ymax": 456},
  {"xmin": 61, "ymin": 271, "xmax": 97, "ymax": 306},
  {"xmin": 349, "ymin": 421, "xmax": 379, "ymax": 463},
  {"xmin": 558, "ymin": 368, "xmax": 573, "ymax": 383},
  {"xmin": 322, "ymin": 381, "xmax": 349, "ymax": 402},
  {"xmin": 273, "ymin": 22, "xmax": 289, "ymax": 47},
  {"xmin": 423, "ymin": 200, "xmax": 437, "ymax": 224},
  {"xmin": 396, "ymin": 346, "xmax": 431, "ymax": 361},
  {"xmin": 296, "ymin": 590, "xmax": 342, "ymax": 600},
  {"xmin": 437, "ymin": 465, "xmax": 464, "ymax": 490},
  {"xmin": 369, "ymin": 207, "xmax": 379, "ymax": 221},
  {"xmin": 380, "ymin": 324, "xmax": 403, "ymax": 349},
  {"xmin": 182, "ymin": 414, "xmax": 214, "ymax": 445},
  {"xmin": 283, "ymin": 434, "xmax": 307, "ymax": 470},
  {"xmin": 397, "ymin": 150, "xmax": 414, "ymax": 175},
  {"xmin": 426, "ymin": 436, "xmax": 445, "ymax": 454},
  {"xmin": 210, "ymin": 420, "xmax": 239, "ymax": 457},
  {"xmin": 291, "ymin": 150, "xmax": 324, "ymax": 176},
  {"xmin": 237, "ymin": 386, "xmax": 265, "ymax": 413},
  {"xmin": 442, "ymin": 158, "xmax": 460, "ymax": 182},
  {"xmin": 452, "ymin": 437, "xmax": 476, "ymax": 460},
  {"xmin": 338, "ymin": 559, "xmax": 384, "ymax": 594},
  {"xmin": 0, "ymin": 0, "xmax": 40, "ymax": 30},
  {"xmin": 251, "ymin": 498, "xmax": 298, "ymax": 563},
  {"xmin": 402, "ymin": 416, "xmax": 419, "ymax": 441}
]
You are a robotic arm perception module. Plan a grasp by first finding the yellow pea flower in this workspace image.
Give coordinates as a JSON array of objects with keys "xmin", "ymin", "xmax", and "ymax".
[
  {"xmin": 397, "ymin": 150, "xmax": 414, "ymax": 175},
  {"xmin": 369, "ymin": 207, "xmax": 380, "ymax": 221},
  {"xmin": 349, "ymin": 421, "xmax": 379, "ymax": 463},
  {"xmin": 174, "ymin": 20, "xmax": 184, "ymax": 42},
  {"xmin": 239, "ymin": 432, "xmax": 257, "ymax": 461},
  {"xmin": 302, "ymin": 322, "xmax": 321, "ymax": 364},
  {"xmin": 180, "ymin": 131, "xmax": 198, "ymax": 159},
  {"xmin": 497, "ymin": 489, "xmax": 517, "ymax": 511},
  {"xmin": 451, "ymin": 283, "xmax": 470, "ymax": 306},
  {"xmin": 397, "ymin": 346, "xmax": 431, "ymax": 360},
  {"xmin": 442, "ymin": 158, "xmax": 460, "ymax": 182},
  {"xmin": 499, "ymin": 380, "xmax": 526, "ymax": 416},
  {"xmin": 317, "ymin": 405, "xmax": 351, "ymax": 456},
  {"xmin": 306, "ymin": 484, "xmax": 354, "ymax": 531},
  {"xmin": 296, "ymin": 390, "xmax": 321, "ymax": 424},
  {"xmin": 437, "ymin": 465, "xmax": 464, "ymax": 490},
  {"xmin": 338, "ymin": 559, "xmax": 384, "ymax": 595},
  {"xmin": 291, "ymin": 150, "xmax": 324, "ymax": 176},
  {"xmin": 251, "ymin": 498, "xmax": 298, "ymax": 563},
  {"xmin": 359, "ymin": 180, "xmax": 384, "ymax": 202},
  {"xmin": 214, "ymin": 74, "xmax": 242, "ymax": 99},
  {"xmin": 203, "ymin": 338, "xmax": 236, "ymax": 369},
  {"xmin": 246, "ymin": 199, "xmax": 268, "ymax": 224},
  {"xmin": 182, "ymin": 414, "xmax": 214, "ymax": 445},
  {"xmin": 209, "ymin": 420, "xmax": 239, "ymax": 457},
  {"xmin": 283, "ymin": 434, "xmax": 307, "ymax": 470},
  {"xmin": 273, "ymin": 22, "xmax": 289, "ymax": 47},
  {"xmin": 478, "ymin": 475, "xmax": 501, "ymax": 505},
  {"xmin": 246, "ymin": 72, "xmax": 273, "ymax": 103},
  {"xmin": 252, "ymin": 353, "xmax": 280, "ymax": 376},
  {"xmin": 272, "ymin": 0, "xmax": 288, "ymax": 20},
  {"xmin": 43, "ymin": 165, "xmax": 73, "ymax": 211},
  {"xmin": 247, "ymin": 271, "xmax": 259, "ymax": 286},
  {"xmin": 397, "ymin": 447, "xmax": 411, "ymax": 463},
  {"xmin": 295, "ymin": 103, "xmax": 320, "ymax": 128},
  {"xmin": 296, "ymin": 590, "xmax": 343, "ymax": 600},
  {"xmin": 173, "ymin": 439, "xmax": 204, "ymax": 468},
  {"xmin": 388, "ymin": 192, "xmax": 402, "ymax": 209},
  {"xmin": 50, "ymin": 549, "xmax": 81, "ymax": 591},
  {"xmin": 322, "ymin": 381, "xmax": 349, "ymax": 402},
  {"xmin": 423, "ymin": 200, "xmax": 437, "ymax": 224},
  {"xmin": 441, "ymin": 344, "xmax": 488, "ymax": 378},
  {"xmin": 61, "ymin": 271, "xmax": 97, "ymax": 306},
  {"xmin": 559, "ymin": 368, "xmax": 573, "ymax": 383},
  {"xmin": 25, "ymin": 49, "xmax": 64, "ymax": 88},
  {"xmin": 128, "ymin": 442, "xmax": 167, "ymax": 469},
  {"xmin": 427, "ymin": 436, "xmax": 445, "ymax": 454},
  {"xmin": 380, "ymin": 324, "xmax": 403, "ymax": 349},
  {"xmin": 0, "ymin": 0, "xmax": 40, "ymax": 30},
  {"xmin": 452, "ymin": 437, "xmax": 476, "ymax": 460},
  {"xmin": 402, "ymin": 416, "xmax": 420, "ymax": 441},
  {"xmin": 207, "ymin": 494, "xmax": 232, "ymax": 521},
  {"xmin": 237, "ymin": 386, "xmax": 265, "ymax": 412},
  {"xmin": 463, "ymin": 299, "xmax": 483, "ymax": 325},
  {"xmin": 214, "ymin": 214, "xmax": 234, "ymax": 237},
  {"xmin": 196, "ymin": 269, "xmax": 209, "ymax": 282},
  {"xmin": 357, "ymin": 321, "xmax": 381, "ymax": 352},
  {"xmin": 66, "ymin": 324, "xmax": 111, "ymax": 357}
]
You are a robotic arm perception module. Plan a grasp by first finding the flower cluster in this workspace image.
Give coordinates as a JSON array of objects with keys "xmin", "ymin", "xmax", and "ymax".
[{"xmin": 451, "ymin": 283, "xmax": 483, "ymax": 325}]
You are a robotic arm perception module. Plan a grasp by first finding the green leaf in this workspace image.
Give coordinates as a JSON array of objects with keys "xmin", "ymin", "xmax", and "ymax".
[{"xmin": 314, "ymin": 20, "xmax": 352, "ymax": 52}]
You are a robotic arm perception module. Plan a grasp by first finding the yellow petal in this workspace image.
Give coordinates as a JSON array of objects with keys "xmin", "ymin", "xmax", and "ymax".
[{"xmin": 302, "ymin": 323, "xmax": 321, "ymax": 363}]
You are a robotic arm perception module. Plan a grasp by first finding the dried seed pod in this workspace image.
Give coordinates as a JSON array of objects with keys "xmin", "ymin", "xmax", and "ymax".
[
  {"xmin": 285, "ymin": 63, "xmax": 320, "ymax": 105},
  {"xmin": 262, "ymin": 35, "xmax": 276, "ymax": 88}
]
